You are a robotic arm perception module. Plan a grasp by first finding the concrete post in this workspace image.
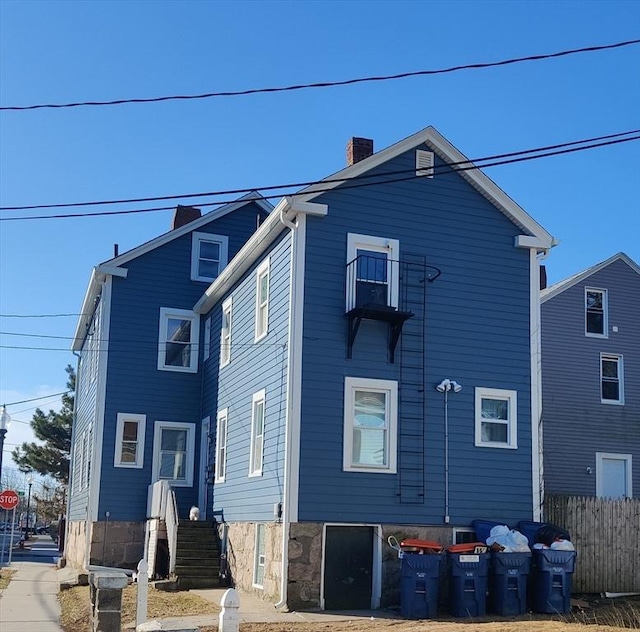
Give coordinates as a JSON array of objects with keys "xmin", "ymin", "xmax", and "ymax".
[
  {"xmin": 136, "ymin": 559, "xmax": 149, "ymax": 628},
  {"xmin": 89, "ymin": 571, "xmax": 129, "ymax": 632},
  {"xmin": 219, "ymin": 588, "xmax": 240, "ymax": 632}
]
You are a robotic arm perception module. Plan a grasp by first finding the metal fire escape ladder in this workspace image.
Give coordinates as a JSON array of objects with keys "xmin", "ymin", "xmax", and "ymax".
[{"xmin": 398, "ymin": 254, "xmax": 429, "ymax": 504}]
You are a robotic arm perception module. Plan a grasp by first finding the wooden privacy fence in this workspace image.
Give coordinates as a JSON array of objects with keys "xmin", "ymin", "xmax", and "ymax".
[{"xmin": 545, "ymin": 494, "xmax": 640, "ymax": 593}]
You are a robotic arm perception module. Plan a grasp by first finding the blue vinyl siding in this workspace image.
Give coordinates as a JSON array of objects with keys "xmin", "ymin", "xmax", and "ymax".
[
  {"xmin": 207, "ymin": 230, "xmax": 291, "ymax": 523},
  {"xmin": 298, "ymin": 148, "xmax": 534, "ymax": 526},
  {"xmin": 92, "ymin": 203, "xmax": 265, "ymax": 522},
  {"xmin": 542, "ymin": 259, "xmax": 640, "ymax": 496},
  {"xmin": 68, "ymin": 298, "xmax": 104, "ymax": 521}
]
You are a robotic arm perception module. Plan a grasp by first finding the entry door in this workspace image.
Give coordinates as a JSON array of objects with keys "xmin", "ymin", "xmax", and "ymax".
[
  {"xmin": 198, "ymin": 417, "xmax": 211, "ymax": 515},
  {"xmin": 597, "ymin": 452, "xmax": 632, "ymax": 498},
  {"xmin": 324, "ymin": 526, "xmax": 374, "ymax": 610}
]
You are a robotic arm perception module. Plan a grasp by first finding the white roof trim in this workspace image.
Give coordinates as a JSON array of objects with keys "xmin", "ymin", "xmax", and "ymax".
[
  {"xmin": 102, "ymin": 192, "xmax": 272, "ymax": 269},
  {"xmin": 71, "ymin": 193, "xmax": 271, "ymax": 351},
  {"xmin": 542, "ymin": 252, "xmax": 640, "ymax": 303},
  {"xmin": 294, "ymin": 125, "xmax": 555, "ymax": 249},
  {"xmin": 194, "ymin": 198, "xmax": 327, "ymax": 315}
]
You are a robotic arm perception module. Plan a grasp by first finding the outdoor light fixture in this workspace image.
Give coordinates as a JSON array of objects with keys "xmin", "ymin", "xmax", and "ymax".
[{"xmin": 435, "ymin": 379, "xmax": 463, "ymax": 525}]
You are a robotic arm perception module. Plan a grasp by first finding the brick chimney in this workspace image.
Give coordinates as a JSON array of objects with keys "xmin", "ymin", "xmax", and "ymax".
[
  {"xmin": 346, "ymin": 137, "xmax": 374, "ymax": 166},
  {"xmin": 172, "ymin": 205, "xmax": 201, "ymax": 230}
]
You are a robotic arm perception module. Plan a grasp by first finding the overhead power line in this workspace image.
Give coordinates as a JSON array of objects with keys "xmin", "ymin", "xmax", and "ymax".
[
  {"xmin": 2, "ymin": 129, "xmax": 637, "ymax": 213},
  {"xmin": 1, "ymin": 39, "xmax": 638, "ymax": 112},
  {"xmin": 0, "ymin": 313, "xmax": 84, "ymax": 318},
  {"xmin": 2, "ymin": 391, "xmax": 70, "ymax": 407},
  {"xmin": 1, "ymin": 131, "xmax": 638, "ymax": 222}
]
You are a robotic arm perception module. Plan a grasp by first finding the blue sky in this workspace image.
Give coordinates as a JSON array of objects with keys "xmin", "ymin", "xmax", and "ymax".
[{"xmin": 1, "ymin": 0, "xmax": 639, "ymax": 467}]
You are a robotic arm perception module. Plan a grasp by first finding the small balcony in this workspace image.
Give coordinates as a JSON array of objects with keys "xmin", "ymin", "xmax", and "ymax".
[{"xmin": 345, "ymin": 254, "xmax": 414, "ymax": 362}]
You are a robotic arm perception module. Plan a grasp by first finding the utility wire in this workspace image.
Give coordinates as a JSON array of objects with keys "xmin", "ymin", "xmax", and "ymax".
[
  {"xmin": 2, "ymin": 391, "xmax": 70, "ymax": 407},
  {"xmin": 0, "ymin": 313, "xmax": 85, "ymax": 318},
  {"xmin": 1, "ymin": 39, "xmax": 638, "ymax": 112},
  {"xmin": 1, "ymin": 133, "xmax": 638, "ymax": 222},
  {"xmin": 1, "ymin": 129, "xmax": 637, "ymax": 212}
]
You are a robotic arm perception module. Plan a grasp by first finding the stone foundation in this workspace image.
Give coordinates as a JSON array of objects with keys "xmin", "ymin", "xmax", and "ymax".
[
  {"xmin": 65, "ymin": 520, "xmax": 89, "ymax": 569},
  {"xmin": 90, "ymin": 520, "xmax": 145, "ymax": 569},
  {"xmin": 223, "ymin": 521, "xmax": 282, "ymax": 603},
  {"xmin": 239, "ymin": 522, "xmax": 456, "ymax": 610}
]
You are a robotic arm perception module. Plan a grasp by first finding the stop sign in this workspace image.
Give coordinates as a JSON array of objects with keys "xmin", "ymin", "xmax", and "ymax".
[{"xmin": 0, "ymin": 490, "xmax": 19, "ymax": 510}]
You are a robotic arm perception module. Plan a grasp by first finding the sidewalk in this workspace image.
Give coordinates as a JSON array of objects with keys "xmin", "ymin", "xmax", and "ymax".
[{"xmin": 0, "ymin": 534, "xmax": 62, "ymax": 632}]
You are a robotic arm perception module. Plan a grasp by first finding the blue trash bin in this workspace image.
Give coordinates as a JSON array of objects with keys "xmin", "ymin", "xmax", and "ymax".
[
  {"xmin": 472, "ymin": 519, "xmax": 507, "ymax": 544},
  {"xmin": 448, "ymin": 551, "xmax": 489, "ymax": 617},
  {"xmin": 517, "ymin": 520, "xmax": 549, "ymax": 546},
  {"xmin": 531, "ymin": 549, "xmax": 577, "ymax": 614},
  {"xmin": 400, "ymin": 553, "xmax": 442, "ymax": 619},
  {"xmin": 488, "ymin": 552, "xmax": 532, "ymax": 615}
]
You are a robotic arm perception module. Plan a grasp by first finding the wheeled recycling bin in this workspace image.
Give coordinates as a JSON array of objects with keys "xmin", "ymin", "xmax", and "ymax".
[
  {"xmin": 448, "ymin": 551, "xmax": 489, "ymax": 617},
  {"xmin": 488, "ymin": 552, "xmax": 531, "ymax": 615},
  {"xmin": 531, "ymin": 548, "xmax": 577, "ymax": 614},
  {"xmin": 400, "ymin": 553, "xmax": 443, "ymax": 619}
]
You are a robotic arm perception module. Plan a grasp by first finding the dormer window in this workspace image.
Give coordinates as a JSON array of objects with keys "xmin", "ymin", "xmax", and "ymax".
[
  {"xmin": 585, "ymin": 288, "xmax": 607, "ymax": 337},
  {"xmin": 191, "ymin": 232, "xmax": 229, "ymax": 282}
]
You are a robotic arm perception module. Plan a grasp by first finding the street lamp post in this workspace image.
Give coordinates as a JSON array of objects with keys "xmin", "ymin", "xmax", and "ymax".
[
  {"xmin": 0, "ymin": 405, "xmax": 11, "ymax": 489},
  {"xmin": 25, "ymin": 474, "xmax": 34, "ymax": 540}
]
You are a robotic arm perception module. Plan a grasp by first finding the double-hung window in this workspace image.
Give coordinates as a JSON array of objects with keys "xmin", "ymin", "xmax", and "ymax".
[
  {"xmin": 114, "ymin": 413, "xmax": 146, "ymax": 468},
  {"xmin": 220, "ymin": 298, "xmax": 232, "ymax": 367},
  {"xmin": 158, "ymin": 308, "xmax": 200, "ymax": 372},
  {"xmin": 585, "ymin": 288, "xmax": 608, "ymax": 337},
  {"xmin": 249, "ymin": 390, "xmax": 266, "ymax": 477},
  {"xmin": 255, "ymin": 260, "xmax": 270, "ymax": 341},
  {"xmin": 343, "ymin": 377, "xmax": 398, "ymax": 473},
  {"xmin": 152, "ymin": 421, "xmax": 195, "ymax": 486},
  {"xmin": 346, "ymin": 234, "xmax": 399, "ymax": 311},
  {"xmin": 475, "ymin": 388, "xmax": 518, "ymax": 449},
  {"xmin": 601, "ymin": 354, "xmax": 624, "ymax": 404},
  {"xmin": 215, "ymin": 409, "xmax": 228, "ymax": 482},
  {"xmin": 191, "ymin": 232, "xmax": 229, "ymax": 282}
]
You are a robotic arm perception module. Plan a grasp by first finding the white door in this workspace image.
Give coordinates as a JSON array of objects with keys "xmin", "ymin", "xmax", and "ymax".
[
  {"xmin": 199, "ymin": 417, "xmax": 211, "ymax": 515},
  {"xmin": 596, "ymin": 452, "xmax": 632, "ymax": 498}
]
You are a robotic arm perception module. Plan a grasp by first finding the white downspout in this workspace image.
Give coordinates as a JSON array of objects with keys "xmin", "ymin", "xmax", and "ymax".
[{"xmin": 275, "ymin": 205, "xmax": 297, "ymax": 610}]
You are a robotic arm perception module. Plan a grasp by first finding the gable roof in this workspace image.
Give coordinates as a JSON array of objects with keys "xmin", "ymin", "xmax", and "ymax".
[
  {"xmin": 294, "ymin": 125, "xmax": 556, "ymax": 249},
  {"xmin": 100, "ymin": 192, "xmax": 272, "ymax": 268},
  {"xmin": 72, "ymin": 192, "xmax": 273, "ymax": 350},
  {"xmin": 541, "ymin": 252, "xmax": 640, "ymax": 303}
]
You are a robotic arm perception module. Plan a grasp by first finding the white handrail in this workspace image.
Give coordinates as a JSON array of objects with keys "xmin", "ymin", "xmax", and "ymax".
[{"xmin": 166, "ymin": 486, "xmax": 179, "ymax": 575}]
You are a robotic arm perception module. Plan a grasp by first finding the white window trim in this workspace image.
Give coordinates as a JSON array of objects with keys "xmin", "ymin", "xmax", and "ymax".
[
  {"xmin": 157, "ymin": 307, "xmax": 200, "ymax": 373},
  {"xmin": 475, "ymin": 387, "xmax": 518, "ymax": 449},
  {"xmin": 253, "ymin": 523, "xmax": 266, "ymax": 589},
  {"xmin": 191, "ymin": 232, "xmax": 229, "ymax": 283},
  {"xmin": 255, "ymin": 259, "xmax": 270, "ymax": 342},
  {"xmin": 220, "ymin": 297, "xmax": 232, "ymax": 367},
  {"xmin": 585, "ymin": 287, "xmax": 608, "ymax": 338},
  {"xmin": 203, "ymin": 317, "xmax": 211, "ymax": 361},
  {"xmin": 215, "ymin": 409, "xmax": 228, "ymax": 483},
  {"xmin": 343, "ymin": 377, "xmax": 398, "ymax": 473},
  {"xmin": 114, "ymin": 413, "xmax": 146, "ymax": 469},
  {"xmin": 596, "ymin": 452, "xmax": 633, "ymax": 498},
  {"xmin": 346, "ymin": 233, "xmax": 400, "ymax": 311},
  {"xmin": 151, "ymin": 421, "xmax": 196, "ymax": 487},
  {"xmin": 601, "ymin": 353, "xmax": 624, "ymax": 405},
  {"xmin": 249, "ymin": 389, "xmax": 266, "ymax": 477}
]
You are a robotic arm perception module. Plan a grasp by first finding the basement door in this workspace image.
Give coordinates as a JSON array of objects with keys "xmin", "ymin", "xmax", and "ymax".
[{"xmin": 324, "ymin": 526, "xmax": 374, "ymax": 610}]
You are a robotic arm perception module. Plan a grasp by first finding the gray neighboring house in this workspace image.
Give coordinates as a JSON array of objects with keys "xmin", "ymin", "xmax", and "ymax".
[{"xmin": 541, "ymin": 252, "xmax": 640, "ymax": 498}]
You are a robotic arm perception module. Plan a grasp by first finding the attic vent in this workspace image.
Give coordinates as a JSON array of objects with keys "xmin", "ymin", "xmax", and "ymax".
[{"xmin": 416, "ymin": 150, "xmax": 434, "ymax": 178}]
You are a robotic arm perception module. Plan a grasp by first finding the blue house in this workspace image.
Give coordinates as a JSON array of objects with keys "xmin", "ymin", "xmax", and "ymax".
[
  {"xmin": 541, "ymin": 252, "xmax": 639, "ymax": 499},
  {"xmin": 67, "ymin": 126, "xmax": 556, "ymax": 609},
  {"xmin": 66, "ymin": 194, "xmax": 271, "ymax": 571}
]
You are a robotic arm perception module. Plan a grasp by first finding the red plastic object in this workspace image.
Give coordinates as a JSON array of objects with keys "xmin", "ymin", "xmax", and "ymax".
[
  {"xmin": 400, "ymin": 539, "xmax": 443, "ymax": 553},
  {"xmin": 447, "ymin": 542, "xmax": 488, "ymax": 554}
]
